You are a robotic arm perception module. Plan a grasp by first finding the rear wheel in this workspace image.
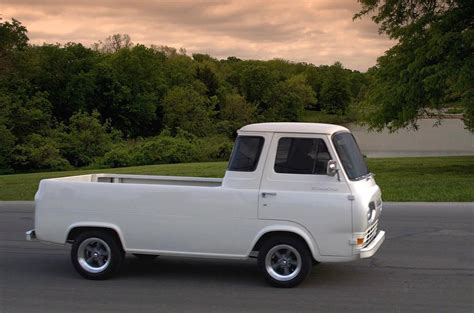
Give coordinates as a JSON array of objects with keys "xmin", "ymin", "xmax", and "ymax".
[
  {"xmin": 257, "ymin": 236, "xmax": 312, "ymax": 288},
  {"xmin": 71, "ymin": 230, "xmax": 124, "ymax": 280}
]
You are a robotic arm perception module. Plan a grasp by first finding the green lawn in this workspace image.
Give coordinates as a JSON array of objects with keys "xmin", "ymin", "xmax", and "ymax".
[
  {"xmin": 0, "ymin": 157, "xmax": 472, "ymax": 202},
  {"xmin": 368, "ymin": 156, "xmax": 474, "ymax": 202}
]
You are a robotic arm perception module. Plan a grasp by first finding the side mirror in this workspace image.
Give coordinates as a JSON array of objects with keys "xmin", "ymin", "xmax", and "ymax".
[
  {"xmin": 327, "ymin": 160, "xmax": 338, "ymax": 177},
  {"xmin": 327, "ymin": 160, "xmax": 341, "ymax": 181}
]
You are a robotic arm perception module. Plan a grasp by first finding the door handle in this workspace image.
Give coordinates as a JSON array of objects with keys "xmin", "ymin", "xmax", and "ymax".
[{"xmin": 261, "ymin": 192, "xmax": 277, "ymax": 198}]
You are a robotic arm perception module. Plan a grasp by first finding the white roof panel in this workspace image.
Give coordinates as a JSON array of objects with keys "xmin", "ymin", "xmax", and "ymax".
[{"xmin": 239, "ymin": 122, "xmax": 349, "ymax": 135}]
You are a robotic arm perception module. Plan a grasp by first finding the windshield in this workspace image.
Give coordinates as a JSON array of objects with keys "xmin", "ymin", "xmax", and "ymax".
[{"xmin": 332, "ymin": 132, "xmax": 369, "ymax": 180}]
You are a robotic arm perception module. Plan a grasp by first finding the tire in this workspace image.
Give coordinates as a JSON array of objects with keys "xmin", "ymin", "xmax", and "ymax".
[
  {"xmin": 71, "ymin": 230, "xmax": 124, "ymax": 280},
  {"xmin": 257, "ymin": 235, "xmax": 312, "ymax": 288},
  {"xmin": 133, "ymin": 254, "xmax": 158, "ymax": 262}
]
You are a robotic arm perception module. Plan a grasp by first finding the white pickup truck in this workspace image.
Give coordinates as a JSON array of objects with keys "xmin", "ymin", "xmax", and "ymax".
[{"xmin": 27, "ymin": 122, "xmax": 384, "ymax": 287}]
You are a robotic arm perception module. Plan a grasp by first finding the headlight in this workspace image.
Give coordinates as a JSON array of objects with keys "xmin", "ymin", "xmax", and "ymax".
[{"xmin": 368, "ymin": 201, "xmax": 376, "ymax": 222}]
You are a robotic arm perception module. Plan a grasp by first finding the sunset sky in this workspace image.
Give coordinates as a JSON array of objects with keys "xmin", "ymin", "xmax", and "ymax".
[{"xmin": 1, "ymin": 0, "xmax": 395, "ymax": 71}]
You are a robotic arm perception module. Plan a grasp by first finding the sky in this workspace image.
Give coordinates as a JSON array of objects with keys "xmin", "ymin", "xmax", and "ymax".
[{"xmin": 1, "ymin": 0, "xmax": 395, "ymax": 71}]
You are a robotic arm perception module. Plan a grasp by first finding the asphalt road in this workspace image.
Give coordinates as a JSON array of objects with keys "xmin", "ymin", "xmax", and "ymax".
[{"xmin": 0, "ymin": 201, "xmax": 473, "ymax": 313}]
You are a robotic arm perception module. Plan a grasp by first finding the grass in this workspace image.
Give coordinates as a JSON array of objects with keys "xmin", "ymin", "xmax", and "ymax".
[
  {"xmin": 368, "ymin": 156, "xmax": 474, "ymax": 202},
  {"xmin": 0, "ymin": 157, "xmax": 472, "ymax": 202}
]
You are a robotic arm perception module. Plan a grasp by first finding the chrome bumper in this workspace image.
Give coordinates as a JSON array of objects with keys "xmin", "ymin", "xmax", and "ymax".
[
  {"xmin": 360, "ymin": 230, "xmax": 385, "ymax": 258},
  {"xmin": 26, "ymin": 229, "xmax": 36, "ymax": 241}
]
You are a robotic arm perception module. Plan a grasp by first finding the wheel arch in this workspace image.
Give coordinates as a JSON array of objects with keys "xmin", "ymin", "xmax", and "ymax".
[
  {"xmin": 249, "ymin": 225, "xmax": 321, "ymax": 261},
  {"xmin": 65, "ymin": 223, "xmax": 126, "ymax": 250}
]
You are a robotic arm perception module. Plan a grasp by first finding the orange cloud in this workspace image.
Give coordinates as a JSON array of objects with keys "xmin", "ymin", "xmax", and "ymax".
[{"xmin": 2, "ymin": 0, "xmax": 394, "ymax": 71}]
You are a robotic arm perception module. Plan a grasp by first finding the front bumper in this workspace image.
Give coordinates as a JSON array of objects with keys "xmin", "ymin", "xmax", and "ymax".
[
  {"xmin": 26, "ymin": 229, "xmax": 36, "ymax": 241},
  {"xmin": 359, "ymin": 230, "xmax": 385, "ymax": 258}
]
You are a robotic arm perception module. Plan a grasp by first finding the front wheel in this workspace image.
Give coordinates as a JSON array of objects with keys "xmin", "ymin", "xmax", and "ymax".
[
  {"xmin": 71, "ymin": 231, "xmax": 124, "ymax": 280},
  {"xmin": 257, "ymin": 236, "xmax": 312, "ymax": 288}
]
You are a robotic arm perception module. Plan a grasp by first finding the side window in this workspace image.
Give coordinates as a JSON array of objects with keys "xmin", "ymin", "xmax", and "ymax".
[
  {"xmin": 274, "ymin": 138, "xmax": 331, "ymax": 175},
  {"xmin": 228, "ymin": 136, "xmax": 265, "ymax": 172}
]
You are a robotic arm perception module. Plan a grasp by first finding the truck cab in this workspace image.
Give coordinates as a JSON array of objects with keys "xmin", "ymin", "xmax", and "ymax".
[
  {"xmin": 225, "ymin": 123, "xmax": 384, "ymax": 259},
  {"xmin": 27, "ymin": 122, "xmax": 385, "ymax": 287}
]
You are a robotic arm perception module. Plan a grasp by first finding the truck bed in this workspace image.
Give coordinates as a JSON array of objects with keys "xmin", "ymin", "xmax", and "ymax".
[{"xmin": 51, "ymin": 174, "xmax": 223, "ymax": 187}]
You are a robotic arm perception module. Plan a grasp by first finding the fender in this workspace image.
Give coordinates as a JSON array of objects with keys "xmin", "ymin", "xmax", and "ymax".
[
  {"xmin": 65, "ymin": 222, "xmax": 127, "ymax": 249},
  {"xmin": 248, "ymin": 223, "xmax": 322, "ymax": 260}
]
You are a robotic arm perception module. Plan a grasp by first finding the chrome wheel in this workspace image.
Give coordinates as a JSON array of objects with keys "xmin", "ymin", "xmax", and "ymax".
[
  {"xmin": 77, "ymin": 237, "xmax": 111, "ymax": 273},
  {"xmin": 265, "ymin": 244, "xmax": 302, "ymax": 281}
]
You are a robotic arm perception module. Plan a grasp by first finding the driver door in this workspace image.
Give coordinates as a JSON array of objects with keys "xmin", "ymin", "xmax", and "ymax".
[{"xmin": 258, "ymin": 133, "xmax": 353, "ymax": 256}]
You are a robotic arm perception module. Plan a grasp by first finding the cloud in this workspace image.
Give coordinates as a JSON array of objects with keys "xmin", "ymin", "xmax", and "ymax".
[{"xmin": 2, "ymin": 0, "xmax": 394, "ymax": 70}]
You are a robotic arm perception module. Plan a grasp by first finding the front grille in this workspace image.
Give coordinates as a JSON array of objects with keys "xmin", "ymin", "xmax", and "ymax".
[{"xmin": 363, "ymin": 220, "xmax": 378, "ymax": 248}]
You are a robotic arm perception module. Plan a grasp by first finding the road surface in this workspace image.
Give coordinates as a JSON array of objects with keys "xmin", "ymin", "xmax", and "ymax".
[{"xmin": 0, "ymin": 201, "xmax": 473, "ymax": 313}]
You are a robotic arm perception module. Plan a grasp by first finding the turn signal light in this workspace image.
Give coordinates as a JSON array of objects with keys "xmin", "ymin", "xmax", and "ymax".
[{"xmin": 357, "ymin": 238, "xmax": 365, "ymax": 245}]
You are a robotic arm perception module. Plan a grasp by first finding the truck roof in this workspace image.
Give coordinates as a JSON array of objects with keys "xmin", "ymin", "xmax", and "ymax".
[{"xmin": 239, "ymin": 122, "xmax": 350, "ymax": 135}]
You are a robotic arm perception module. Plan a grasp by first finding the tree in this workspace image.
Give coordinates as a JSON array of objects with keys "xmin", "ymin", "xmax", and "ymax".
[
  {"xmin": 196, "ymin": 62, "xmax": 220, "ymax": 97},
  {"xmin": 93, "ymin": 45, "xmax": 167, "ymax": 137},
  {"xmin": 163, "ymin": 54, "xmax": 196, "ymax": 87},
  {"xmin": 239, "ymin": 64, "xmax": 277, "ymax": 110},
  {"xmin": 319, "ymin": 63, "xmax": 351, "ymax": 114},
  {"xmin": 0, "ymin": 18, "xmax": 28, "ymax": 74},
  {"xmin": 304, "ymin": 66, "xmax": 324, "ymax": 110},
  {"xmin": 26, "ymin": 43, "xmax": 99, "ymax": 121},
  {"xmin": 162, "ymin": 86, "xmax": 212, "ymax": 136},
  {"xmin": 218, "ymin": 92, "xmax": 256, "ymax": 134},
  {"xmin": 0, "ymin": 91, "xmax": 54, "ymax": 142},
  {"xmin": 0, "ymin": 124, "xmax": 15, "ymax": 172},
  {"xmin": 0, "ymin": 91, "xmax": 69, "ymax": 172},
  {"xmin": 267, "ymin": 75, "xmax": 317, "ymax": 121},
  {"xmin": 61, "ymin": 111, "xmax": 118, "ymax": 167},
  {"xmin": 93, "ymin": 34, "xmax": 133, "ymax": 53},
  {"xmin": 354, "ymin": 0, "xmax": 474, "ymax": 131},
  {"xmin": 11, "ymin": 134, "xmax": 69, "ymax": 171}
]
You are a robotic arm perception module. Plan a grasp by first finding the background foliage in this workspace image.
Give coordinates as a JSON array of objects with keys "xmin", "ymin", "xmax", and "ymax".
[
  {"xmin": 354, "ymin": 0, "xmax": 473, "ymax": 131},
  {"xmin": 0, "ymin": 18, "xmax": 367, "ymax": 173},
  {"xmin": 1, "ymin": 7, "xmax": 472, "ymax": 174}
]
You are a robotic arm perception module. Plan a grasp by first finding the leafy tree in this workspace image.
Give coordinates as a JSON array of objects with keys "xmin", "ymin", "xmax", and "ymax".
[
  {"xmin": 136, "ymin": 134, "xmax": 198, "ymax": 164},
  {"xmin": 347, "ymin": 71, "xmax": 368, "ymax": 101},
  {"xmin": 163, "ymin": 86, "xmax": 212, "ymax": 136},
  {"xmin": 26, "ymin": 43, "xmax": 99, "ymax": 121},
  {"xmin": 192, "ymin": 53, "xmax": 214, "ymax": 63},
  {"xmin": 0, "ymin": 18, "xmax": 28, "ymax": 75},
  {"xmin": 0, "ymin": 81, "xmax": 61, "ymax": 172},
  {"xmin": 268, "ymin": 74, "xmax": 317, "ymax": 121},
  {"xmin": 266, "ymin": 58, "xmax": 305, "ymax": 81},
  {"xmin": 355, "ymin": 0, "xmax": 474, "ymax": 131},
  {"xmin": 11, "ymin": 134, "xmax": 70, "ymax": 171},
  {"xmin": 221, "ymin": 93, "xmax": 256, "ymax": 124},
  {"xmin": 0, "ymin": 91, "xmax": 54, "ymax": 142},
  {"xmin": 218, "ymin": 92, "xmax": 257, "ymax": 135},
  {"xmin": 196, "ymin": 62, "xmax": 220, "ymax": 97},
  {"xmin": 239, "ymin": 64, "xmax": 277, "ymax": 110},
  {"xmin": 61, "ymin": 111, "xmax": 118, "ymax": 167},
  {"xmin": 93, "ymin": 45, "xmax": 167, "ymax": 137},
  {"xmin": 319, "ymin": 63, "xmax": 351, "ymax": 114},
  {"xmin": 0, "ymin": 124, "xmax": 15, "ymax": 172},
  {"xmin": 304, "ymin": 66, "xmax": 324, "ymax": 110},
  {"xmin": 163, "ymin": 54, "xmax": 196, "ymax": 87}
]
